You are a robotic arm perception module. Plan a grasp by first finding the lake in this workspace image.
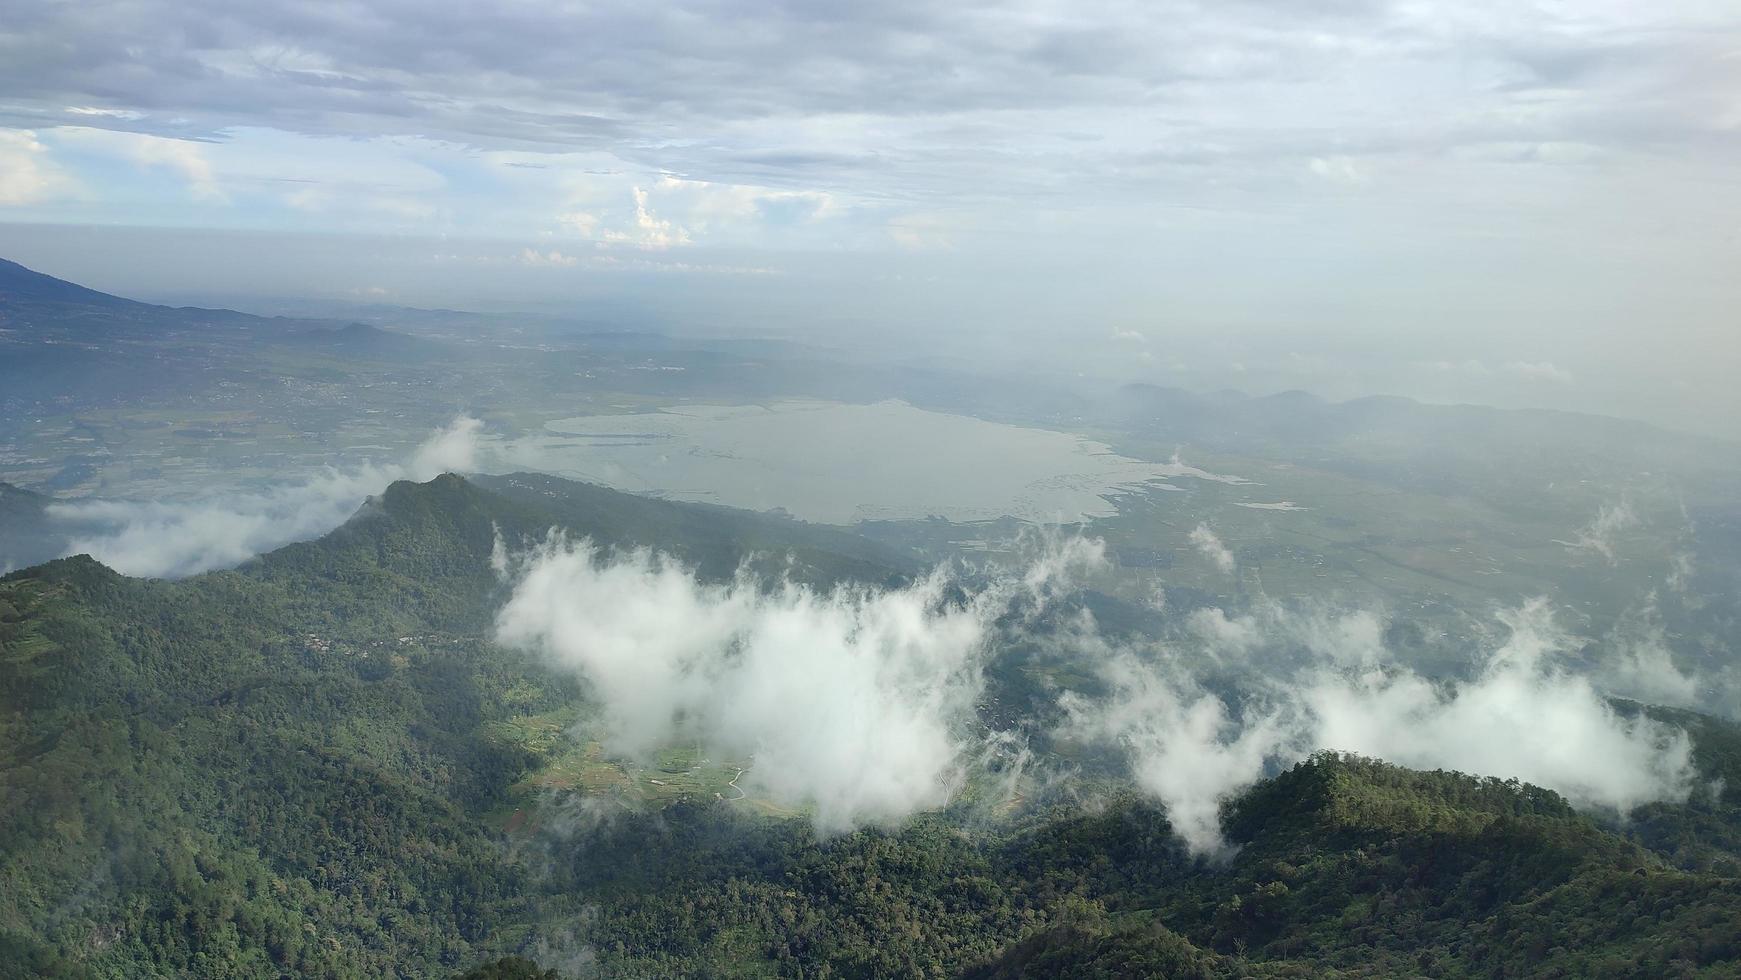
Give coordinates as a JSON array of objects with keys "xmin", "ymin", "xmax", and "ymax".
[{"xmin": 494, "ymin": 400, "xmax": 1241, "ymax": 524}]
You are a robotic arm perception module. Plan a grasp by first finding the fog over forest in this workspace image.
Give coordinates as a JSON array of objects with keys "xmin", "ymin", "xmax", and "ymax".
[{"xmin": 2, "ymin": 0, "xmax": 1739, "ymax": 976}]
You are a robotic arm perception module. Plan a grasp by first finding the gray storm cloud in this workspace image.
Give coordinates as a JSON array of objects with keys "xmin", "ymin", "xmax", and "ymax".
[
  {"xmin": 1062, "ymin": 597, "xmax": 1697, "ymax": 855},
  {"xmin": 46, "ymin": 416, "xmax": 482, "ymax": 578}
]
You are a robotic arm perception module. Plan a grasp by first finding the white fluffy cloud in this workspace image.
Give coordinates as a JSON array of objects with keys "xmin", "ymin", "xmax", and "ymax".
[
  {"xmin": 1063, "ymin": 653, "xmax": 1286, "ymax": 853},
  {"xmin": 598, "ymin": 186, "xmax": 691, "ymax": 250},
  {"xmin": 490, "ymin": 514, "xmax": 1703, "ymax": 850},
  {"xmin": 1185, "ymin": 607, "xmax": 1259, "ymax": 656},
  {"xmin": 1065, "ymin": 597, "xmax": 1696, "ymax": 855},
  {"xmin": 48, "ymin": 416, "xmax": 482, "ymax": 578},
  {"xmin": 0, "ymin": 129, "xmax": 75, "ymax": 205},
  {"xmin": 52, "ymin": 127, "xmax": 224, "ymax": 202},
  {"xmin": 1188, "ymin": 523, "xmax": 1235, "ymax": 575},
  {"xmin": 1299, "ymin": 601, "xmax": 1692, "ymax": 815},
  {"xmin": 126, "ymin": 133, "xmax": 224, "ymax": 202},
  {"xmin": 495, "ymin": 537, "xmax": 1010, "ymax": 832},
  {"xmin": 490, "ymin": 512, "xmax": 1704, "ymax": 854}
]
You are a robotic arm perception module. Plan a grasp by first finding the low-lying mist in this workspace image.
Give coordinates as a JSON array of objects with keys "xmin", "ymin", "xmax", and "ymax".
[
  {"xmin": 41, "ymin": 417, "xmax": 482, "ymax": 577},
  {"xmin": 493, "ymin": 533, "xmax": 1100, "ymax": 832},
  {"xmin": 1062, "ymin": 598, "xmax": 1698, "ymax": 853},
  {"xmin": 492, "ymin": 532, "xmax": 1704, "ymax": 854}
]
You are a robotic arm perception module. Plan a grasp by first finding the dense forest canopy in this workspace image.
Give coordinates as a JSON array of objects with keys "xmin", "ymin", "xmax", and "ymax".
[{"xmin": 2, "ymin": 473, "xmax": 1738, "ymax": 977}]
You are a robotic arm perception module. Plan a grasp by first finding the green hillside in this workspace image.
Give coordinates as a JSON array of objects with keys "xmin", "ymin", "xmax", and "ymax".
[{"xmin": 1, "ymin": 474, "xmax": 1738, "ymax": 978}]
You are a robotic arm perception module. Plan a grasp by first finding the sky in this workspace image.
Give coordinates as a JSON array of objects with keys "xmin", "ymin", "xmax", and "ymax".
[{"xmin": 0, "ymin": 0, "xmax": 1738, "ymax": 431}]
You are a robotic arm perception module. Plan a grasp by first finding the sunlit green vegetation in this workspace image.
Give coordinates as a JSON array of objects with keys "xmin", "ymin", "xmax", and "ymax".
[{"xmin": 2, "ymin": 474, "xmax": 1738, "ymax": 978}]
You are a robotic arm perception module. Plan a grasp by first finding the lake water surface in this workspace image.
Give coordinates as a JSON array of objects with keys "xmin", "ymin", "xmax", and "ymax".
[{"xmin": 499, "ymin": 400, "xmax": 1235, "ymax": 524}]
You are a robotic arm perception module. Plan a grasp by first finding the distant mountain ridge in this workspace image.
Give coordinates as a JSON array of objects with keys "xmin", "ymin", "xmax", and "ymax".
[
  {"xmin": 0, "ymin": 256, "xmax": 444, "ymax": 414},
  {"xmin": 0, "ymin": 255, "xmax": 428, "ymax": 343},
  {"xmin": 0, "ymin": 257, "xmax": 149, "ymax": 310}
]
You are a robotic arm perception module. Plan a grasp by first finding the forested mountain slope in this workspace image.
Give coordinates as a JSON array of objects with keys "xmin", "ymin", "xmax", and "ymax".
[{"xmin": 1, "ymin": 474, "xmax": 1738, "ymax": 978}]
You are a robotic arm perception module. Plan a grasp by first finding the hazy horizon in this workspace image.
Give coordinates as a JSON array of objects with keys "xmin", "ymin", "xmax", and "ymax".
[
  {"xmin": 3, "ymin": 0, "xmax": 1739, "ymax": 436},
  {"xmin": 0, "ymin": 222, "xmax": 1735, "ymax": 441}
]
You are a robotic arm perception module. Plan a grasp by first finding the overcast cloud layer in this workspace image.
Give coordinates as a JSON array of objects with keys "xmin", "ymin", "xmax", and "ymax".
[{"xmin": 1, "ymin": 0, "xmax": 1738, "ymax": 429}]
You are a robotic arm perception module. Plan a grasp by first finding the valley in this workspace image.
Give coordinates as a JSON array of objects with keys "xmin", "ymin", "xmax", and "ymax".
[{"xmin": 1, "ymin": 261, "xmax": 1738, "ymax": 978}]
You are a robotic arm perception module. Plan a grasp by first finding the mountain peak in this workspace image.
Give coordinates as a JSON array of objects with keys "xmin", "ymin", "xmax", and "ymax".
[
  {"xmin": 0, "ymin": 257, "xmax": 140, "ymax": 309},
  {"xmin": 1222, "ymin": 751, "xmax": 1579, "ymax": 843}
]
